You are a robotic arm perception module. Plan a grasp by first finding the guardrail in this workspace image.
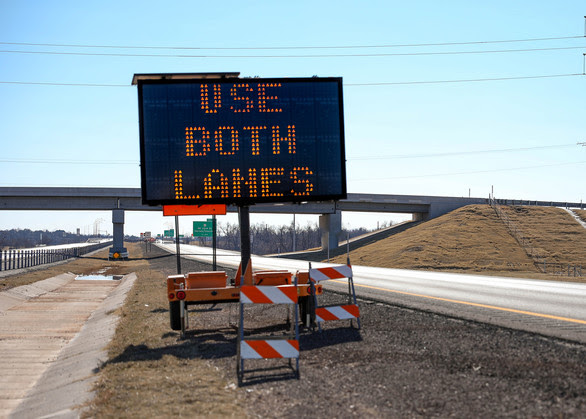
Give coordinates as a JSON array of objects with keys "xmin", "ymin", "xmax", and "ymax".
[{"xmin": 0, "ymin": 241, "xmax": 112, "ymax": 272}]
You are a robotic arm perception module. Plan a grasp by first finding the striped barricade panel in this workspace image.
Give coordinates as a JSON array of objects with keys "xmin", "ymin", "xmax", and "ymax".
[
  {"xmin": 238, "ymin": 282, "xmax": 301, "ymax": 381},
  {"xmin": 308, "ymin": 264, "xmax": 361, "ymax": 330},
  {"xmin": 240, "ymin": 285, "xmax": 298, "ymax": 304},
  {"xmin": 309, "ymin": 264, "xmax": 352, "ymax": 282},
  {"xmin": 315, "ymin": 304, "xmax": 360, "ymax": 323},
  {"xmin": 240, "ymin": 339, "xmax": 300, "ymax": 359}
]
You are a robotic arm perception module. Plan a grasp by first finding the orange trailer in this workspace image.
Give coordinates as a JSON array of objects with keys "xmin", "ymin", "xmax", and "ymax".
[{"xmin": 167, "ymin": 262, "xmax": 322, "ymax": 331}]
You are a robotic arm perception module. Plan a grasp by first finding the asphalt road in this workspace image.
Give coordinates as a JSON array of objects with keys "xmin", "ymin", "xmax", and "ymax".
[{"xmin": 159, "ymin": 243, "xmax": 586, "ymax": 343}]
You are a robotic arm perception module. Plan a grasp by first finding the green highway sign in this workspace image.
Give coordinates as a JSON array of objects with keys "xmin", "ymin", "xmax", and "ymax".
[
  {"xmin": 164, "ymin": 229, "xmax": 175, "ymax": 237},
  {"xmin": 193, "ymin": 221, "xmax": 213, "ymax": 237}
]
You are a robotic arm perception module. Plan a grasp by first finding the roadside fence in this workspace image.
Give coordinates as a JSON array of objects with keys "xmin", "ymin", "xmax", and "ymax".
[
  {"xmin": 0, "ymin": 241, "xmax": 112, "ymax": 272},
  {"xmin": 541, "ymin": 262, "xmax": 583, "ymax": 277},
  {"xmin": 489, "ymin": 196, "xmax": 582, "ymax": 277}
]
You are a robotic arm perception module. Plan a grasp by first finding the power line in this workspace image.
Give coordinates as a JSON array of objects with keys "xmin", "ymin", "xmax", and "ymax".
[
  {"xmin": 0, "ymin": 45, "xmax": 583, "ymax": 59},
  {"xmin": 351, "ymin": 160, "xmax": 586, "ymax": 181},
  {"xmin": 0, "ymin": 81, "xmax": 127, "ymax": 87},
  {"xmin": 346, "ymin": 73, "xmax": 583, "ymax": 86},
  {"xmin": 1, "ymin": 143, "xmax": 579, "ymax": 166},
  {"xmin": 0, "ymin": 73, "xmax": 582, "ymax": 89},
  {"xmin": 0, "ymin": 158, "xmax": 137, "ymax": 165},
  {"xmin": 0, "ymin": 35, "xmax": 582, "ymax": 51},
  {"xmin": 349, "ymin": 143, "xmax": 578, "ymax": 161}
]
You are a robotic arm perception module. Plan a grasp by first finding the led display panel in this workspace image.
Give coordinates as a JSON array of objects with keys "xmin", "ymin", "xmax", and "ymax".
[{"xmin": 136, "ymin": 76, "xmax": 346, "ymax": 206}]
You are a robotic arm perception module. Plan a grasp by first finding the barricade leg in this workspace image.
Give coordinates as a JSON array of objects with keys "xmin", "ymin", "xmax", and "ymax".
[
  {"xmin": 349, "ymin": 277, "xmax": 361, "ymax": 329},
  {"xmin": 309, "ymin": 262, "xmax": 361, "ymax": 331},
  {"xmin": 237, "ymin": 301, "xmax": 245, "ymax": 384},
  {"xmin": 237, "ymin": 285, "xmax": 300, "ymax": 384}
]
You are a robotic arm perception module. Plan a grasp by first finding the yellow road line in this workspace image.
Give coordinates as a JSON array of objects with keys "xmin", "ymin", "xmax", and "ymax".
[{"xmin": 331, "ymin": 279, "xmax": 586, "ymax": 326}]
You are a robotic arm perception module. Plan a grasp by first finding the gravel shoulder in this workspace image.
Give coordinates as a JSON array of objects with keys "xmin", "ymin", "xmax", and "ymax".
[{"xmin": 98, "ymin": 244, "xmax": 586, "ymax": 418}]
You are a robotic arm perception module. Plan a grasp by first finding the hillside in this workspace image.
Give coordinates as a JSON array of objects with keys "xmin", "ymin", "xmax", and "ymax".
[
  {"xmin": 499, "ymin": 206, "xmax": 586, "ymax": 266},
  {"xmin": 331, "ymin": 205, "xmax": 586, "ymax": 279}
]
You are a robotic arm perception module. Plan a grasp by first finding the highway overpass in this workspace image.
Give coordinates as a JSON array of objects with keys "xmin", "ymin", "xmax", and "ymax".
[{"xmin": 0, "ymin": 187, "xmax": 583, "ymax": 250}]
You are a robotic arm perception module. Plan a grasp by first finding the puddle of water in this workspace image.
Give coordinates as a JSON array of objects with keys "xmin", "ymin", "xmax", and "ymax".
[{"xmin": 75, "ymin": 274, "xmax": 122, "ymax": 281}]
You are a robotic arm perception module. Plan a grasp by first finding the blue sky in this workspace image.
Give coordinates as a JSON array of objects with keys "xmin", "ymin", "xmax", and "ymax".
[{"xmin": 0, "ymin": 1, "xmax": 584, "ymax": 237}]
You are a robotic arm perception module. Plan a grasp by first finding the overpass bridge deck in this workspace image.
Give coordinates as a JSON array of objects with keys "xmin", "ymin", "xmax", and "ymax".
[{"xmin": 1, "ymin": 187, "xmax": 583, "ymax": 252}]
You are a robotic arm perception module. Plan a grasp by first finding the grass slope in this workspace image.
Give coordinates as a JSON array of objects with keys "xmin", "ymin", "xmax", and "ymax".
[
  {"xmin": 331, "ymin": 205, "xmax": 586, "ymax": 280},
  {"xmin": 500, "ymin": 206, "xmax": 586, "ymax": 266}
]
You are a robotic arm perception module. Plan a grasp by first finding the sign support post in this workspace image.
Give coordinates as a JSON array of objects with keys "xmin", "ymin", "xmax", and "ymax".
[
  {"xmin": 175, "ymin": 215, "xmax": 181, "ymax": 274},
  {"xmin": 239, "ymin": 206, "xmax": 251, "ymax": 284},
  {"xmin": 212, "ymin": 214, "xmax": 217, "ymax": 271}
]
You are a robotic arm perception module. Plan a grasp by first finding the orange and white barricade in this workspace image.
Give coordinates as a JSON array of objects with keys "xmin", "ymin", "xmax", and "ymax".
[
  {"xmin": 309, "ymin": 263, "xmax": 361, "ymax": 331},
  {"xmin": 237, "ymin": 284, "xmax": 300, "ymax": 383}
]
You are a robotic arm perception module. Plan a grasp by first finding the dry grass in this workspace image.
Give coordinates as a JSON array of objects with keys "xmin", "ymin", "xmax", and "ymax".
[
  {"xmin": 84, "ymin": 243, "xmax": 245, "ymax": 418},
  {"xmin": 332, "ymin": 205, "xmax": 534, "ymax": 272},
  {"xmin": 499, "ymin": 206, "xmax": 586, "ymax": 265},
  {"xmin": 330, "ymin": 205, "xmax": 586, "ymax": 282}
]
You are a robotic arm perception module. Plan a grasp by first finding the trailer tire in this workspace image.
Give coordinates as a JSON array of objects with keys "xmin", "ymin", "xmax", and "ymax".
[
  {"xmin": 169, "ymin": 301, "xmax": 181, "ymax": 330},
  {"xmin": 299, "ymin": 296, "xmax": 315, "ymax": 327}
]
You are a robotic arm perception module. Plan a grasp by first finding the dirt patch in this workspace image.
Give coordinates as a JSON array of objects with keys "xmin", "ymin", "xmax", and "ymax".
[{"xmin": 84, "ymin": 243, "xmax": 247, "ymax": 417}]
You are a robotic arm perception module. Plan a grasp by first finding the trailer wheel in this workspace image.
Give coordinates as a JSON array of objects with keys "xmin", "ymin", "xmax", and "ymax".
[
  {"xmin": 169, "ymin": 301, "xmax": 181, "ymax": 330},
  {"xmin": 299, "ymin": 296, "xmax": 315, "ymax": 327}
]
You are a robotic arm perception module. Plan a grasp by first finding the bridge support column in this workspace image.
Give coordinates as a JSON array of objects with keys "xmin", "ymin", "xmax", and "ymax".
[
  {"xmin": 319, "ymin": 211, "xmax": 342, "ymax": 252},
  {"xmin": 412, "ymin": 212, "xmax": 426, "ymax": 221},
  {"xmin": 109, "ymin": 209, "xmax": 128, "ymax": 260}
]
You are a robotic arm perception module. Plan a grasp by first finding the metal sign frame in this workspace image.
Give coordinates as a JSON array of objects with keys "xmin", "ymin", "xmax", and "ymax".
[{"xmin": 134, "ymin": 74, "xmax": 346, "ymax": 206}]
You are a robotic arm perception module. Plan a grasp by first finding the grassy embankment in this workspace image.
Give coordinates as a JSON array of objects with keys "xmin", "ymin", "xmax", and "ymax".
[{"xmin": 331, "ymin": 205, "xmax": 586, "ymax": 282}]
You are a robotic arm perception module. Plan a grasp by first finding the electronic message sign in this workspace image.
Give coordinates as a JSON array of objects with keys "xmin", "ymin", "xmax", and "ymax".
[{"xmin": 135, "ymin": 75, "xmax": 346, "ymax": 206}]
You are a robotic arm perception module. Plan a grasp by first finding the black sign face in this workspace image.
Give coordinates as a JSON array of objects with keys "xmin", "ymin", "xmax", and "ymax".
[{"xmin": 136, "ymin": 77, "xmax": 346, "ymax": 206}]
